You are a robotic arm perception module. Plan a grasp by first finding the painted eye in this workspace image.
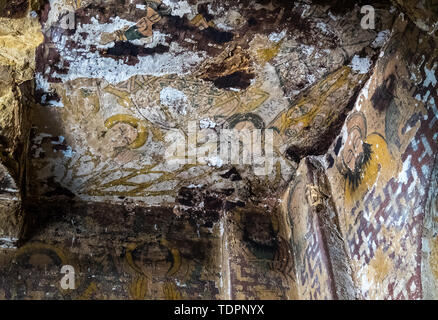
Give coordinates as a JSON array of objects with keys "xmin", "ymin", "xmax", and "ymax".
[
  {"xmin": 352, "ymin": 134, "xmax": 361, "ymax": 150},
  {"xmin": 345, "ymin": 149, "xmax": 354, "ymax": 164}
]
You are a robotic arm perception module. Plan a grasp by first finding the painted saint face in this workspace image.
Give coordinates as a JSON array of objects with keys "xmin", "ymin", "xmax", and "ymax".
[
  {"xmin": 342, "ymin": 126, "xmax": 364, "ymax": 173},
  {"xmin": 133, "ymin": 242, "xmax": 170, "ymax": 272},
  {"xmin": 339, "ymin": 112, "xmax": 373, "ymax": 190}
]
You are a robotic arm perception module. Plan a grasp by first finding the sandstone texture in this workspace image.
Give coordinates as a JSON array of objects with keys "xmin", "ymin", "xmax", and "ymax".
[{"xmin": 0, "ymin": 7, "xmax": 43, "ymax": 247}]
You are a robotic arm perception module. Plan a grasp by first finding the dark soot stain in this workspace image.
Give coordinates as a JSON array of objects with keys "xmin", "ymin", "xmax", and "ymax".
[{"xmin": 213, "ymin": 71, "xmax": 254, "ymax": 90}]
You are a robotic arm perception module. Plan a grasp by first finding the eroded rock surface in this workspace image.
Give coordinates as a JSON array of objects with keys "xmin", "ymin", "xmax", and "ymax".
[
  {"xmin": 392, "ymin": 0, "xmax": 438, "ymax": 34},
  {"xmin": 0, "ymin": 11, "xmax": 43, "ymax": 247}
]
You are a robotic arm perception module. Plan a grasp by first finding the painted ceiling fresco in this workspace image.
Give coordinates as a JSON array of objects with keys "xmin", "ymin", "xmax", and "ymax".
[{"xmin": 0, "ymin": 0, "xmax": 437, "ymax": 300}]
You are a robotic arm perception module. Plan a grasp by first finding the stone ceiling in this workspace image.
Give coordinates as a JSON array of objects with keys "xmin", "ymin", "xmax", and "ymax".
[{"xmin": 0, "ymin": 0, "xmax": 437, "ymax": 300}]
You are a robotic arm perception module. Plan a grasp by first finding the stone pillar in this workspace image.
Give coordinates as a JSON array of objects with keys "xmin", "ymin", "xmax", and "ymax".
[
  {"xmin": 0, "ymin": 9, "xmax": 44, "ymax": 248},
  {"xmin": 0, "ymin": 72, "xmax": 32, "ymax": 248},
  {"xmin": 282, "ymin": 158, "xmax": 355, "ymax": 299}
]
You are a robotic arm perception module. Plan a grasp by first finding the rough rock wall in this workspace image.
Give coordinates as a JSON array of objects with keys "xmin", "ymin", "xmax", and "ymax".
[
  {"xmin": 392, "ymin": 0, "xmax": 438, "ymax": 34},
  {"xmin": 285, "ymin": 13, "xmax": 438, "ymax": 299},
  {"xmin": 0, "ymin": 7, "xmax": 43, "ymax": 247},
  {"xmin": 422, "ymin": 151, "xmax": 438, "ymax": 299}
]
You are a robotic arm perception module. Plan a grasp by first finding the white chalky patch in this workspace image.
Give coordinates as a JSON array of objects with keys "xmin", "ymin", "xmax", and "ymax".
[
  {"xmin": 187, "ymin": 184, "xmax": 203, "ymax": 189},
  {"xmin": 62, "ymin": 146, "xmax": 75, "ymax": 158},
  {"xmin": 216, "ymin": 22, "xmax": 234, "ymax": 31},
  {"xmin": 328, "ymin": 11, "xmax": 337, "ymax": 21},
  {"xmin": 207, "ymin": 156, "xmax": 223, "ymax": 168},
  {"xmin": 397, "ymin": 155, "xmax": 412, "ymax": 184},
  {"xmin": 301, "ymin": 44, "xmax": 315, "ymax": 56},
  {"xmin": 199, "ymin": 118, "xmax": 217, "ymax": 129},
  {"xmin": 350, "ymin": 55, "xmax": 372, "ymax": 74},
  {"xmin": 316, "ymin": 22, "xmax": 331, "ymax": 34},
  {"xmin": 354, "ymin": 76, "xmax": 372, "ymax": 111},
  {"xmin": 371, "ymin": 30, "xmax": 390, "ymax": 48},
  {"xmin": 162, "ymin": 0, "xmax": 192, "ymax": 17},
  {"xmin": 0, "ymin": 237, "xmax": 18, "ymax": 249},
  {"xmin": 35, "ymin": 73, "xmax": 51, "ymax": 92},
  {"xmin": 160, "ymin": 87, "xmax": 188, "ymax": 115},
  {"xmin": 307, "ymin": 74, "xmax": 316, "ymax": 84},
  {"xmin": 42, "ymin": 15, "xmax": 205, "ymax": 85},
  {"xmin": 268, "ymin": 30, "xmax": 287, "ymax": 42},
  {"xmin": 424, "ymin": 63, "xmax": 437, "ymax": 87},
  {"xmin": 72, "ymin": 16, "xmax": 136, "ymax": 49}
]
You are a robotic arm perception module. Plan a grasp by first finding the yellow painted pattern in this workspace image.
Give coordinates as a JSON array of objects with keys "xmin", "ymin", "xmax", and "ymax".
[
  {"xmin": 344, "ymin": 133, "xmax": 393, "ymax": 210},
  {"xmin": 16, "ymin": 242, "xmax": 69, "ymax": 265},
  {"xmin": 130, "ymin": 276, "xmax": 149, "ymax": 300},
  {"xmin": 163, "ymin": 282, "xmax": 182, "ymax": 300},
  {"xmin": 103, "ymin": 86, "xmax": 134, "ymax": 109},
  {"xmin": 104, "ymin": 114, "xmax": 148, "ymax": 149},
  {"xmin": 270, "ymin": 66, "xmax": 353, "ymax": 134},
  {"xmin": 257, "ymin": 40, "xmax": 283, "ymax": 63},
  {"xmin": 160, "ymin": 238, "xmax": 182, "ymax": 276},
  {"xmin": 211, "ymin": 85, "xmax": 270, "ymax": 118}
]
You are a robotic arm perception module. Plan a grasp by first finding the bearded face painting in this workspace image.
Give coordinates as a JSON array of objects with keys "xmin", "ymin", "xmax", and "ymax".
[
  {"xmin": 340, "ymin": 112, "xmax": 372, "ymax": 191},
  {"xmin": 336, "ymin": 111, "xmax": 394, "ymax": 211}
]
